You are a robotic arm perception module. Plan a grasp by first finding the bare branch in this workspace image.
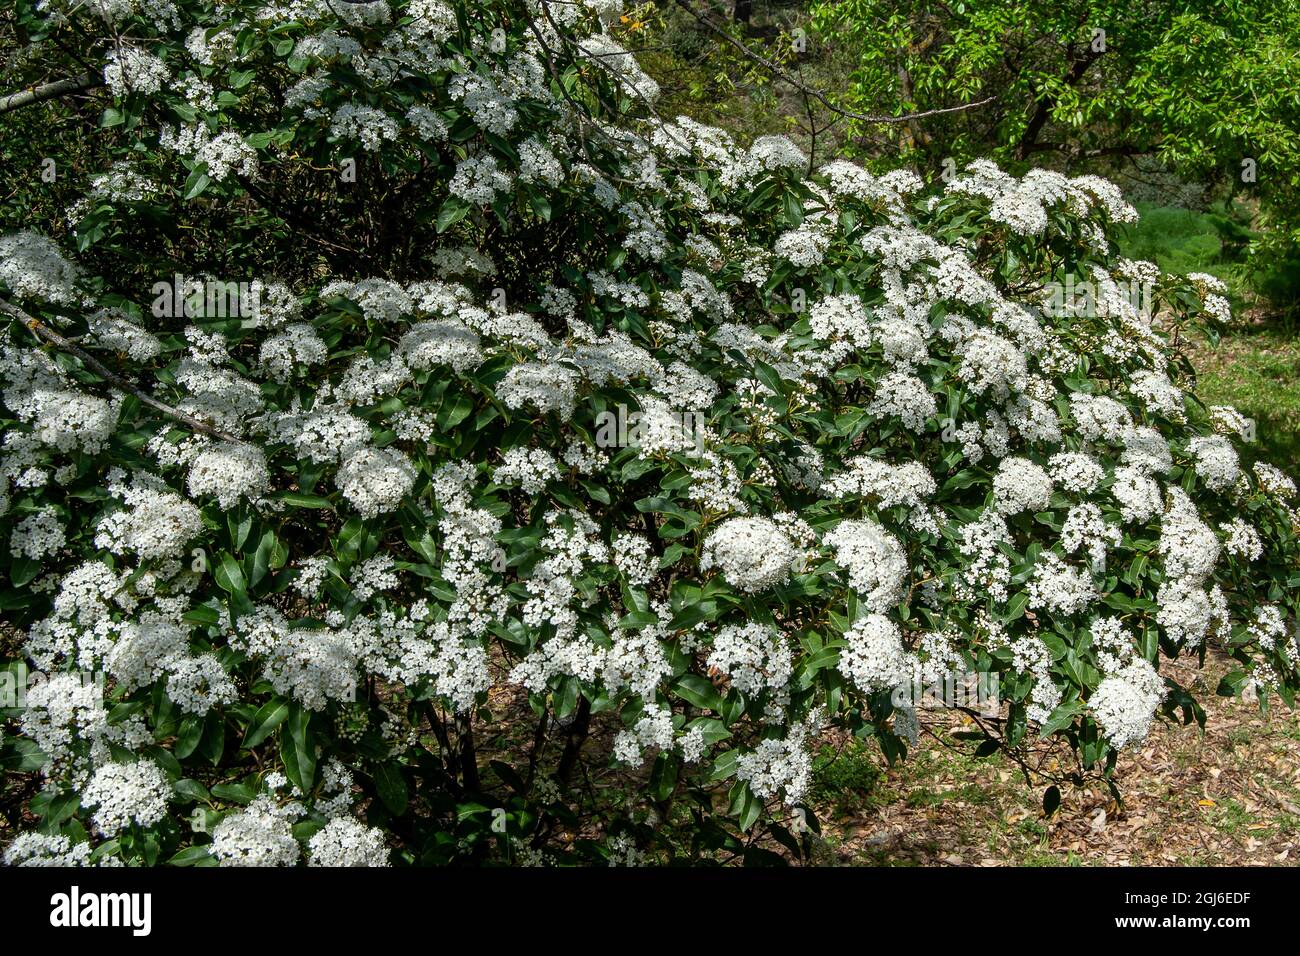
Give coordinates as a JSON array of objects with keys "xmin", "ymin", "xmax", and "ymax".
[
  {"xmin": 0, "ymin": 297, "xmax": 240, "ymax": 442},
  {"xmin": 670, "ymin": 0, "xmax": 995, "ymax": 126},
  {"xmin": 0, "ymin": 72, "xmax": 102, "ymax": 115}
]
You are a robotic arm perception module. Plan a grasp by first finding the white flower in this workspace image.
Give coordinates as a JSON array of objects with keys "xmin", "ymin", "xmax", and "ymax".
[
  {"xmin": 329, "ymin": 104, "xmax": 399, "ymax": 151},
  {"xmin": 1089, "ymin": 657, "xmax": 1165, "ymax": 749},
  {"xmin": 449, "ymin": 154, "xmax": 513, "ymax": 205},
  {"xmin": 707, "ymin": 622, "xmax": 792, "ymax": 697},
  {"xmin": 85, "ymin": 308, "xmax": 162, "ymax": 359},
  {"xmin": 1122, "ymin": 426, "xmax": 1174, "ymax": 474},
  {"xmin": 956, "ymin": 329, "xmax": 1027, "ymax": 398},
  {"xmin": 1254, "ymin": 462, "xmax": 1296, "ymax": 498},
  {"xmin": 166, "ymin": 654, "xmax": 238, "ymax": 715},
  {"xmin": 823, "ymin": 456, "xmax": 935, "ymax": 509},
  {"xmin": 158, "ymin": 124, "xmax": 257, "ymax": 181},
  {"xmin": 1060, "ymin": 503, "xmax": 1120, "ymax": 566},
  {"xmin": 613, "ymin": 707, "xmax": 676, "ymax": 766},
  {"xmin": 83, "ymin": 760, "xmax": 172, "ymax": 836},
  {"xmin": 1111, "ymin": 465, "xmax": 1162, "ymax": 523},
  {"xmin": 0, "ymin": 231, "xmax": 83, "ymax": 305},
  {"xmin": 9, "ymin": 507, "xmax": 64, "ymax": 560},
  {"xmin": 839, "ymin": 614, "xmax": 909, "ymax": 693},
  {"xmin": 3, "ymin": 833, "xmax": 93, "ymax": 867},
  {"xmin": 1186, "ymin": 435, "xmax": 1240, "ymax": 493},
  {"xmin": 1026, "ymin": 553, "xmax": 1096, "ymax": 615},
  {"xmin": 211, "ymin": 796, "xmax": 300, "ymax": 867},
  {"xmin": 398, "ymin": 320, "xmax": 482, "ymax": 372},
  {"xmin": 1070, "ymin": 393, "xmax": 1132, "ymax": 443},
  {"xmin": 336, "ymin": 446, "xmax": 415, "ymax": 518},
  {"xmin": 1158, "ymin": 488, "xmax": 1220, "ymax": 584},
  {"xmin": 307, "ymin": 817, "xmax": 390, "ymax": 866},
  {"xmin": 497, "ymin": 361, "xmax": 579, "ymax": 419},
  {"xmin": 95, "ymin": 473, "xmax": 202, "ymax": 560},
  {"xmin": 611, "ymin": 532, "xmax": 655, "ymax": 586},
  {"xmin": 868, "ymin": 371, "xmax": 937, "ymax": 432},
  {"xmin": 1049, "ymin": 452, "xmax": 1104, "ymax": 493},
  {"xmin": 258, "ymin": 324, "xmax": 328, "ymax": 381},
  {"xmin": 823, "ymin": 519, "xmax": 908, "ymax": 613},
  {"xmin": 1208, "ymin": 405, "xmax": 1254, "ymax": 441},
  {"xmin": 492, "ymin": 447, "xmax": 560, "ymax": 495},
  {"xmin": 1156, "ymin": 581, "xmax": 1228, "ymax": 648},
  {"xmin": 773, "ymin": 226, "xmax": 829, "ymax": 267},
  {"xmin": 1129, "ymin": 370, "xmax": 1184, "ymax": 420},
  {"xmin": 187, "ymin": 442, "xmax": 271, "ymax": 508},
  {"xmin": 1221, "ymin": 518, "xmax": 1262, "ymax": 561},
  {"xmin": 992, "ymin": 457, "xmax": 1053, "ymax": 514},
  {"xmin": 104, "ymin": 47, "xmax": 170, "ymax": 96},
  {"xmin": 808, "ymin": 293, "xmax": 871, "ymax": 348},
  {"xmin": 578, "ymin": 33, "xmax": 660, "ymax": 102},
  {"xmin": 1247, "ymin": 605, "xmax": 1288, "ymax": 651},
  {"xmin": 734, "ymin": 715, "xmax": 818, "ymax": 804},
  {"xmin": 701, "ymin": 517, "xmax": 797, "ymax": 592}
]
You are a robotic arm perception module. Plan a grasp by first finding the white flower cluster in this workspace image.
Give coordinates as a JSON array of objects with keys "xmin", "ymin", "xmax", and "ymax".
[
  {"xmin": 1089, "ymin": 657, "xmax": 1165, "ymax": 749},
  {"xmin": 700, "ymin": 516, "xmax": 798, "ymax": 592},
  {"xmin": 211, "ymin": 795, "xmax": 302, "ymax": 867},
  {"xmin": 612, "ymin": 707, "xmax": 674, "ymax": 766},
  {"xmin": 10, "ymin": 506, "xmax": 65, "ymax": 559},
  {"xmin": 3, "ymin": 832, "xmax": 95, "ymax": 867},
  {"xmin": 992, "ymin": 457, "xmax": 1053, "ymax": 514},
  {"xmin": 158, "ymin": 123, "xmax": 257, "ymax": 181},
  {"xmin": 734, "ymin": 713, "xmax": 820, "ymax": 805},
  {"xmin": 336, "ymin": 446, "xmax": 416, "ymax": 518},
  {"xmin": 82, "ymin": 759, "xmax": 172, "ymax": 836},
  {"xmin": 307, "ymin": 816, "xmax": 391, "ymax": 866},
  {"xmin": 838, "ymin": 614, "xmax": 909, "ymax": 693},
  {"xmin": 103, "ymin": 47, "xmax": 170, "ymax": 96},
  {"xmin": 707, "ymin": 622, "xmax": 792, "ymax": 700},
  {"xmin": 186, "ymin": 441, "xmax": 271, "ymax": 509},
  {"xmin": 96, "ymin": 470, "xmax": 202, "ymax": 560},
  {"xmin": 492, "ymin": 447, "xmax": 561, "ymax": 495},
  {"xmin": 0, "ymin": 231, "xmax": 84, "ymax": 305},
  {"xmin": 823, "ymin": 519, "xmax": 908, "ymax": 612},
  {"xmin": 1026, "ymin": 552, "xmax": 1096, "ymax": 615}
]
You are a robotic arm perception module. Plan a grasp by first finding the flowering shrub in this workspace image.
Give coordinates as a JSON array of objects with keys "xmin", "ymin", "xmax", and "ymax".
[{"xmin": 1, "ymin": 0, "xmax": 1298, "ymax": 866}]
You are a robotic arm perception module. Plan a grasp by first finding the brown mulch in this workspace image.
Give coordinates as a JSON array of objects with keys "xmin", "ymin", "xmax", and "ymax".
[{"xmin": 810, "ymin": 650, "xmax": 1300, "ymax": 866}]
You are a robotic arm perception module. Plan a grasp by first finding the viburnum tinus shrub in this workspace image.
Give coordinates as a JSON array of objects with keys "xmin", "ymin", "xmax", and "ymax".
[{"xmin": 0, "ymin": 0, "xmax": 1297, "ymax": 866}]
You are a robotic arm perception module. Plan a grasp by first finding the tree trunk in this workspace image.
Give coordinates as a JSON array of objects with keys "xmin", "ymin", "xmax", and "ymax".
[
  {"xmin": 1016, "ymin": 46, "xmax": 1100, "ymax": 161},
  {"xmin": 556, "ymin": 697, "xmax": 592, "ymax": 786}
]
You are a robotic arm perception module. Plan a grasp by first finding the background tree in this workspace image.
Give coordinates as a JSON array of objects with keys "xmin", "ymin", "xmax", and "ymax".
[{"xmin": 806, "ymin": 0, "xmax": 1300, "ymax": 260}]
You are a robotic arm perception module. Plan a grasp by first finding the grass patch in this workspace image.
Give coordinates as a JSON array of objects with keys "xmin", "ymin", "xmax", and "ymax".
[
  {"xmin": 1118, "ymin": 203, "xmax": 1253, "ymax": 298},
  {"xmin": 810, "ymin": 738, "xmax": 883, "ymax": 812},
  {"xmin": 1191, "ymin": 329, "xmax": 1300, "ymax": 469},
  {"xmin": 1118, "ymin": 203, "xmax": 1300, "ymax": 470}
]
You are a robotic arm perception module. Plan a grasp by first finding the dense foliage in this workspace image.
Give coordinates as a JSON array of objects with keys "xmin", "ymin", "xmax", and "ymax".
[
  {"xmin": 806, "ymin": 0, "xmax": 1300, "ymax": 260},
  {"xmin": 1, "ymin": 0, "xmax": 1298, "ymax": 866}
]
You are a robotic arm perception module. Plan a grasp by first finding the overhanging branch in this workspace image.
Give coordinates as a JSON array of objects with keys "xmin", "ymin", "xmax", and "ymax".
[
  {"xmin": 0, "ymin": 297, "xmax": 240, "ymax": 442},
  {"xmin": 0, "ymin": 72, "xmax": 103, "ymax": 115},
  {"xmin": 670, "ymin": 0, "xmax": 995, "ymax": 126}
]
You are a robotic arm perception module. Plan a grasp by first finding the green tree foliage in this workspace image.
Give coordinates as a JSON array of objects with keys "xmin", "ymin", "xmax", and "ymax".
[
  {"xmin": 808, "ymin": 0, "xmax": 1300, "ymax": 255},
  {"xmin": 1, "ymin": 0, "xmax": 1298, "ymax": 868}
]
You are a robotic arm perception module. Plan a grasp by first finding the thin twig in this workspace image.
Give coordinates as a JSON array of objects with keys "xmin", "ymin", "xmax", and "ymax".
[
  {"xmin": 0, "ymin": 72, "xmax": 102, "ymax": 115},
  {"xmin": 0, "ymin": 297, "xmax": 240, "ymax": 442},
  {"xmin": 670, "ymin": 0, "xmax": 994, "ymax": 126}
]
